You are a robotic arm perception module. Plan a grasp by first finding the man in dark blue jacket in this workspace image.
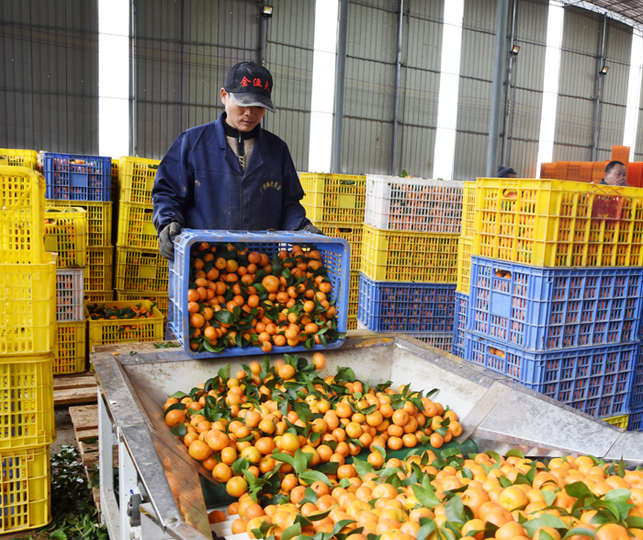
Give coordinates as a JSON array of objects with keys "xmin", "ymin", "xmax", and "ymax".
[{"xmin": 152, "ymin": 61, "xmax": 318, "ymax": 260}]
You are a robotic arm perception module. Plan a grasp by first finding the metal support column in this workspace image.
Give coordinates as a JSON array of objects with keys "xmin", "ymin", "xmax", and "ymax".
[
  {"xmin": 258, "ymin": 1, "xmax": 269, "ymax": 66},
  {"xmin": 500, "ymin": 0, "xmax": 517, "ymax": 166},
  {"xmin": 591, "ymin": 14, "xmax": 607, "ymax": 161},
  {"xmin": 332, "ymin": 0, "xmax": 349, "ymax": 173},
  {"xmin": 486, "ymin": 0, "xmax": 510, "ymax": 177},
  {"xmin": 391, "ymin": 0, "xmax": 404, "ymax": 175}
]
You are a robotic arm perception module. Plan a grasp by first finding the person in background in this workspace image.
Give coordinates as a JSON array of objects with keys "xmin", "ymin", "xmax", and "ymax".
[
  {"xmin": 600, "ymin": 160, "xmax": 627, "ymax": 186},
  {"xmin": 496, "ymin": 166, "xmax": 517, "ymax": 178},
  {"xmin": 152, "ymin": 61, "xmax": 320, "ymax": 260}
]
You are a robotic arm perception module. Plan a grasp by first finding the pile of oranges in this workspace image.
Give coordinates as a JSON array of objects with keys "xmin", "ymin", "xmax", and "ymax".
[
  {"xmin": 165, "ymin": 354, "xmax": 643, "ymax": 540},
  {"xmin": 184, "ymin": 241, "xmax": 343, "ymax": 354}
]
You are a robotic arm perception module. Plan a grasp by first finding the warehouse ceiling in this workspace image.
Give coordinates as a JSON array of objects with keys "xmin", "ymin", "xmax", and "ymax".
[{"xmin": 563, "ymin": 0, "xmax": 643, "ymax": 30}]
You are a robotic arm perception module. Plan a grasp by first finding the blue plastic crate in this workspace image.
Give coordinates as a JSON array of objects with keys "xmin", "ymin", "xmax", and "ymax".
[
  {"xmin": 452, "ymin": 344, "xmax": 465, "ymax": 358},
  {"xmin": 630, "ymin": 344, "xmax": 643, "ymax": 409},
  {"xmin": 629, "ymin": 406, "xmax": 643, "ymax": 431},
  {"xmin": 168, "ymin": 229, "xmax": 350, "ymax": 358},
  {"xmin": 43, "ymin": 153, "xmax": 111, "ymax": 201},
  {"xmin": 357, "ymin": 273, "xmax": 455, "ymax": 332},
  {"xmin": 405, "ymin": 332, "xmax": 453, "ymax": 353},
  {"xmin": 453, "ymin": 292, "xmax": 468, "ymax": 350},
  {"xmin": 464, "ymin": 333, "xmax": 637, "ymax": 418},
  {"xmin": 468, "ymin": 257, "xmax": 643, "ymax": 351}
]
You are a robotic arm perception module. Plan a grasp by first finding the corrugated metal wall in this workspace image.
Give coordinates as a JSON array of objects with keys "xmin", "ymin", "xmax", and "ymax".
[
  {"xmin": 505, "ymin": 0, "xmax": 548, "ymax": 178},
  {"xmin": 3, "ymin": 0, "xmax": 643, "ymax": 177},
  {"xmin": 1, "ymin": 0, "xmax": 99, "ymax": 153}
]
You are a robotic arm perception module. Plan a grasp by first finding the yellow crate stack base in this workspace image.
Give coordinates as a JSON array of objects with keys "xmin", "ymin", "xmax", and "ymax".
[
  {"xmin": 55, "ymin": 320, "xmax": 87, "ymax": 375},
  {"xmin": 361, "ymin": 225, "xmax": 459, "ymax": 283},
  {"xmin": 0, "ymin": 253, "xmax": 57, "ymax": 355},
  {"xmin": 0, "ymin": 353, "xmax": 55, "ymax": 449},
  {"xmin": 46, "ymin": 199, "xmax": 113, "ymax": 247},
  {"xmin": 602, "ymin": 413, "xmax": 630, "ymax": 429},
  {"xmin": 86, "ymin": 300, "xmax": 164, "ymax": 349},
  {"xmin": 473, "ymin": 178, "xmax": 643, "ymax": 267},
  {"xmin": 0, "ymin": 444, "xmax": 51, "ymax": 534},
  {"xmin": 300, "ymin": 173, "xmax": 367, "ymax": 223}
]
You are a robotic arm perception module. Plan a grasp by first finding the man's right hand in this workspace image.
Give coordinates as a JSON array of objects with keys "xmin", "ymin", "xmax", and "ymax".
[{"xmin": 159, "ymin": 222, "xmax": 182, "ymax": 260}]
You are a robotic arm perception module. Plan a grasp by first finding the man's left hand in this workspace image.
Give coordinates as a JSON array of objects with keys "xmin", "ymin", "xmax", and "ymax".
[{"xmin": 303, "ymin": 223, "xmax": 323, "ymax": 235}]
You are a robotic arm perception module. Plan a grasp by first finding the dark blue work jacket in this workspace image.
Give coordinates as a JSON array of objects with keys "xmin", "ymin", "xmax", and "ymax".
[{"xmin": 152, "ymin": 114, "xmax": 310, "ymax": 233}]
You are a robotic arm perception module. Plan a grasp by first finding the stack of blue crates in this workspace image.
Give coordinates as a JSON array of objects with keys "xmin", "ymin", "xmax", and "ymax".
[{"xmin": 463, "ymin": 256, "xmax": 643, "ymax": 422}]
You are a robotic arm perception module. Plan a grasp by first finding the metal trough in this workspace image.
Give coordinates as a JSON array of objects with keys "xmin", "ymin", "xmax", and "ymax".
[{"xmin": 91, "ymin": 332, "xmax": 643, "ymax": 540}]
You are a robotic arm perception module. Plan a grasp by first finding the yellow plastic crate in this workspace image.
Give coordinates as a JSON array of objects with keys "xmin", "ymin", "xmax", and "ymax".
[
  {"xmin": 0, "ymin": 148, "xmax": 38, "ymax": 169},
  {"xmin": 0, "ymin": 253, "xmax": 57, "ymax": 355},
  {"xmin": 55, "ymin": 320, "xmax": 87, "ymax": 375},
  {"xmin": 115, "ymin": 291, "xmax": 169, "ymax": 317},
  {"xmin": 46, "ymin": 199, "xmax": 112, "ymax": 247},
  {"xmin": 44, "ymin": 207, "xmax": 87, "ymax": 267},
  {"xmin": 118, "ymin": 156, "xmax": 160, "ymax": 204},
  {"xmin": 0, "ymin": 354, "xmax": 55, "ymax": 449},
  {"xmin": 347, "ymin": 316, "xmax": 358, "ymax": 331},
  {"xmin": 461, "ymin": 181, "xmax": 476, "ymax": 238},
  {"xmin": 84, "ymin": 247, "xmax": 114, "ymax": 291},
  {"xmin": 86, "ymin": 300, "xmax": 164, "ymax": 348},
  {"xmin": 314, "ymin": 221, "xmax": 363, "ymax": 266},
  {"xmin": 348, "ymin": 271, "xmax": 359, "ymax": 318},
  {"xmin": 116, "ymin": 201, "xmax": 159, "ymax": 249},
  {"xmin": 84, "ymin": 290, "xmax": 115, "ymax": 303},
  {"xmin": 456, "ymin": 236, "xmax": 472, "ymax": 295},
  {"xmin": 602, "ymin": 413, "xmax": 630, "ymax": 429},
  {"xmin": 0, "ymin": 444, "xmax": 51, "ymax": 534},
  {"xmin": 360, "ymin": 225, "xmax": 459, "ymax": 283},
  {"xmin": 114, "ymin": 246, "xmax": 168, "ymax": 293},
  {"xmin": 0, "ymin": 166, "xmax": 46, "ymax": 264},
  {"xmin": 473, "ymin": 178, "xmax": 643, "ymax": 267},
  {"xmin": 300, "ymin": 173, "xmax": 366, "ymax": 223}
]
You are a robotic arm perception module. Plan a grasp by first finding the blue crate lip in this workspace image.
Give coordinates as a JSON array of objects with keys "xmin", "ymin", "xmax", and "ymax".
[
  {"xmin": 464, "ymin": 332, "xmax": 637, "ymax": 418},
  {"xmin": 467, "ymin": 256, "xmax": 643, "ymax": 352},
  {"xmin": 43, "ymin": 152, "xmax": 112, "ymax": 202},
  {"xmin": 357, "ymin": 273, "xmax": 456, "ymax": 333},
  {"xmin": 168, "ymin": 229, "xmax": 351, "ymax": 359}
]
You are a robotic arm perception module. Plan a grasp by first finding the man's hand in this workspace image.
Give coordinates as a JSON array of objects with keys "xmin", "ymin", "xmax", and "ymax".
[
  {"xmin": 159, "ymin": 222, "xmax": 181, "ymax": 260},
  {"xmin": 303, "ymin": 223, "xmax": 323, "ymax": 235}
]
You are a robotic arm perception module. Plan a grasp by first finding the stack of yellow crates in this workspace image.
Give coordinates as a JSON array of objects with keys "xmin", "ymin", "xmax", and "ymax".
[
  {"xmin": 114, "ymin": 157, "xmax": 169, "ymax": 321},
  {"xmin": 0, "ymin": 161, "xmax": 55, "ymax": 534},
  {"xmin": 299, "ymin": 173, "xmax": 367, "ymax": 330},
  {"xmin": 44, "ymin": 206, "xmax": 88, "ymax": 374},
  {"xmin": 358, "ymin": 175, "xmax": 462, "ymax": 351}
]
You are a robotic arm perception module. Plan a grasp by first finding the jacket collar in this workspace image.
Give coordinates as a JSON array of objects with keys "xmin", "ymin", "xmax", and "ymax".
[{"xmin": 217, "ymin": 113, "xmax": 264, "ymax": 176}]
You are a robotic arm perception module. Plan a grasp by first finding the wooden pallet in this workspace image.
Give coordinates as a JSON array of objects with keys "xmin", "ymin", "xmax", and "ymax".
[
  {"xmin": 69, "ymin": 404, "xmax": 101, "ymax": 516},
  {"xmin": 54, "ymin": 373, "xmax": 98, "ymax": 406}
]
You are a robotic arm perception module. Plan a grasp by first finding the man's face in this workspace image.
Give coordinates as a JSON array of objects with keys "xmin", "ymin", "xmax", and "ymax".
[
  {"xmin": 220, "ymin": 89, "xmax": 266, "ymax": 132},
  {"xmin": 605, "ymin": 164, "xmax": 627, "ymax": 186}
]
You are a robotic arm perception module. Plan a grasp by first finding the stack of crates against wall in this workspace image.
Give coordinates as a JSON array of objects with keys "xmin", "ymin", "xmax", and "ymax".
[
  {"xmin": 464, "ymin": 255, "xmax": 643, "ymax": 421},
  {"xmin": 113, "ymin": 157, "xmax": 167, "ymax": 317},
  {"xmin": 300, "ymin": 173, "xmax": 366, "ymax": 330},
  {"xmin": 0, "ymin": 166, "xmax": 54, "ymax": 533},
  {"xmin": 45, "ymin": 199, "xmax": 114, "ymax": 301},
  {"xmin": 358, "ymin": 175, "xmax": 462, "ymax": 348}
]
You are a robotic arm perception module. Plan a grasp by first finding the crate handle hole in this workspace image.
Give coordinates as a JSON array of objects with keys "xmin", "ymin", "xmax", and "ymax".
[
  {"xmin": 494, "ymin": 269, "xmax": 511, "ymax": 279},
  {"xmin": 339, "ymin": 180, "xmax": 356, "ymax": 186},
  {"xmin": 501, "ymin": 189, "xmax": 518, "ymax": 200},
  {"xmin": 488, "ymin": 346, "xmax": 506, "ymax": 358},
  {"xmin": 337, "ymin": 228, "xmax": 353, "ymax": 233}
]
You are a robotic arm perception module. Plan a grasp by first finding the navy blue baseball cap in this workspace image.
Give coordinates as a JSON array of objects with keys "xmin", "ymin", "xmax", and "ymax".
[{"xmin": 224, "ymin": 61, "xmax": 275, "ymax": 112}]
